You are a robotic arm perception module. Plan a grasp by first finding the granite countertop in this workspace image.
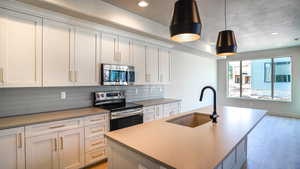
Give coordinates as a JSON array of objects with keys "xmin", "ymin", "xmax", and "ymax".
[
  {"xmin": 133, "ymin": 98, "xmax": 181, "ymax": 107},
  {"xmin": 0, "ymin": 107, "xmax": 109, "ymax": 130},
  {"xmin": 105, "ymin": 106, "xmax": 267, "ymax": 169}
]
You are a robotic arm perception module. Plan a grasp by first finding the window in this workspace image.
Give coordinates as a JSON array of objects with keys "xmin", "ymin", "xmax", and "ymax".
[{"xmin": 227, "ymin": 56, "xmax": 292, "ymax": 101}]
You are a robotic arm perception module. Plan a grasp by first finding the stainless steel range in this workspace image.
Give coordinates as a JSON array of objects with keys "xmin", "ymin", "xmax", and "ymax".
[{"xmin": 94, "ymin": 91, "xmax": 143, "ymax": 131}]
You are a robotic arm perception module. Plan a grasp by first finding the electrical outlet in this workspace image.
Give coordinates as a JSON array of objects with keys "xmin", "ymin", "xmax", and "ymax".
[
  {"xmin": 60, "ymin": 92, "xmax": 66, "ymax": 100},
  {"xmin": 135, "ymin": 88, "xmax": 138, "ymax": 94}
]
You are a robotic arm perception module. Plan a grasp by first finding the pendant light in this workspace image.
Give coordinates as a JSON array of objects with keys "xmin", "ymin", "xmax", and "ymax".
[
  {"xmin": 216, "ymin": 0, "xmax": 237, "ymax": 56},
  {"xmin": 170, "ymin": 0, "xmax": 202, "ymax": 43}
]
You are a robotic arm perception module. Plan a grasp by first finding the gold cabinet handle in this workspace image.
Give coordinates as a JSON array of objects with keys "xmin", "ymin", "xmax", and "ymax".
[
  {"xmin": 91, "ymin": 140, "xmax": 104, "ymax": 146},
  {"xmin": 0, "ymin": 68, "xmax": 4, "ymax": 83},
  {"xmin": 74, "ymin": 71, "xmax": 78, "ymax": 82},
  {"xmin": 18, "ymin": 133, "xmax": 22, "ymax": 148},
  {"xmin": 60, "ymin": 137, "xmax": 64, "ymax": 150},
  {"xmin": 54, "ymin": 138, "xmax": 58, "ymax": 152},
  {"xmin": 90, "ymin": 118, "xmax": 104, "ymax": 122},
  {"xmin": 91, "ymin": 152, "xmax": 104, "ymax": 159},
  {"xmin": 49, "ymin": 125, "xmax": 65, "ymax": 129},
  {"xmin": 91, "ymin": 128, "xmax": 104, "ymax": 134},
  {"xmin": 69, "ymin": 71, "xmax": 73, "ymax": 82}
]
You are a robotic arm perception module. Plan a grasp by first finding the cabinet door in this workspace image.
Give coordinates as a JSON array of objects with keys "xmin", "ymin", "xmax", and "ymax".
[
  {"xmin": 43, "ymin": 19, "xmax": 75, "ymax": 87},
  {"xmin": 101, "ymin": 32, "xmax": 118, "ymax": 64},
  {"xmin": 0, "ymin": 9, "xmax": 42, "ymax": 87},
  {"xmin": 146, "ymin": 46, "xmax": 159, "ymax": 84},
  {"xmin": 132, "ymin": 41, "xmax": 146, "ymax": 85},
  {"xmin": 0, "ymin": 127, "xmax": 25, "ymax": 169},
  {"xmin": 75, "ymin": 27, "xmax": 100, "ymax": 86},
  {"xmin": 158, "ymin": 49, "xmax": 171, "ymax": 84},
  {"xmin": 155, "ymin": 105, "xmax": 164, "ymax": 120},
  {"xmin": 143, "ymin": 111, "xmax": 156, "ymax": 123},
  {"xmin": 58, "ymin": 128, "xmax": 84, "ymax": 169},
  {"xmin": 26, "ymin": 133, "xmax": 59, "ymax": 169},
  {"xmin": 118, "ymin": 36, "xmax": 132, "ymax": 65}
]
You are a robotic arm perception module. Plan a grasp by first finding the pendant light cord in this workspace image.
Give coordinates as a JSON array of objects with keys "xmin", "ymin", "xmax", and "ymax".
[{"xmin": 225, "ymin": 0, "xmax": 227, "ymax": 30}]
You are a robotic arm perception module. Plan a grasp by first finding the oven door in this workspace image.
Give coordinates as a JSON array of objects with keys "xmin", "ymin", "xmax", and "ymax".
[{"xmin": 110, "ymin": 109, "xmax": 143, "ymax": 131}]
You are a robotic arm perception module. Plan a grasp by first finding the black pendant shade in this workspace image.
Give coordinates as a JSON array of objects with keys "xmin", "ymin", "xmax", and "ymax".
[
  {"xmin": 170, "ymin": 0, "xmax": 202, "ymax": 43},
  {"xmin": 216, "ymin": 30, "xmax": 237, "ymax": 56}
]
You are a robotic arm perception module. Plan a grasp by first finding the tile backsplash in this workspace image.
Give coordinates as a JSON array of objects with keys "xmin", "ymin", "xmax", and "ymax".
[{"xmin": 0, "ymin": 85, "xmax": 164, "ymax": 117}]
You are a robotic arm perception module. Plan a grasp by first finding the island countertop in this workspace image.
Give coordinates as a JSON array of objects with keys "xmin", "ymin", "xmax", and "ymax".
[{"xmin": 105, "ymin": 106, "xmax": 267, "ymax": 169}]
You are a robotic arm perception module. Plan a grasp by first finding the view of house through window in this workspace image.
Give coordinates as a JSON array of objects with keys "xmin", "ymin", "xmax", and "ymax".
[{"xmin": 227, "ymin": 57, "xmax": 292, "ymax": 101}]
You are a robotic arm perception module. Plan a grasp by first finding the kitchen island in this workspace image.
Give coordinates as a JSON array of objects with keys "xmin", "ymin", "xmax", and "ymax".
[{"xmin": 105, "ymin": 106, "xmax": 267, "ymax": 169}]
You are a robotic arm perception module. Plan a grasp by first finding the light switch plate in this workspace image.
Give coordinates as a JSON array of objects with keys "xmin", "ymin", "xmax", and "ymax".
[{"xmin": 60, "ymin": 92, "xmax": 66, "ymax": 100}]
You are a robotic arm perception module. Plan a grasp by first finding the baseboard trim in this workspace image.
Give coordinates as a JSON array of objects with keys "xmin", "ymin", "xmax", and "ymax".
[{"xmin": 267, "ymin": 112, "xmax": 300, "ymax": 119}]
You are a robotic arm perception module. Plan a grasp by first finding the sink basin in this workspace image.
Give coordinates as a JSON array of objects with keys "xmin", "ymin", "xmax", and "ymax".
[{"xmin": 167, "ymin": 113, "xmax": 211, "ymax": 128}]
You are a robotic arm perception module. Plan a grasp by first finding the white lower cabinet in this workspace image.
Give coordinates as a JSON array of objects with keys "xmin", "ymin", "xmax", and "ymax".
[
  {"xmin": 26, "ymin": 132, "xmax": 60, "ymax": 169},
  {"xmin": 24, "ymin": 114, "xmax": 111, "ymax": 169},
  {"xmin": 84, "ymin": 114, "xmax": 109, "ymax": 166},
  {"xmin": 219, "ymin": 137, "xmax": 248, "ymax": 169},
  {"xmin": 26, "ymin": 129, "xmax": 85, "ymax": 169},
  {"xmin": 143, "ymin": 106, "xmax": 156, "ymax": 122},
  {"xmin": 58, "ymin": 128, "xmax": 85, "ymax": 169},
  {"xmin": 0, "ymin": 127, "xmax": 25, "ymax": 169},
  {"xmin": 143, "ymin": 102, "xmax": 181, "ymax": 123},
  {"xmin": 155, "ymin": 105, "xmax": 165, "ymax": 120}
]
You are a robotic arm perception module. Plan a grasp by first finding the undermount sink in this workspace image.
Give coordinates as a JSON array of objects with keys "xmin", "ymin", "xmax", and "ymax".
[{"xmin": 167, "ymin": 113, "xmax": 212, "ymax": 128}]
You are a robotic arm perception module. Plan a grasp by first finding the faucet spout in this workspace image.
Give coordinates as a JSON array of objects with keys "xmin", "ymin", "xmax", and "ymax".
[{"xmin": 200, "ymin": 86, "xmax": 218, "ymax": 123}]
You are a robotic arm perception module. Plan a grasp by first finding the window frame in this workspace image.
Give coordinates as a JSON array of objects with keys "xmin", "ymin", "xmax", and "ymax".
[{"xmin": 226, "ymin": 56, "xmax": 292, "ymax": 102}]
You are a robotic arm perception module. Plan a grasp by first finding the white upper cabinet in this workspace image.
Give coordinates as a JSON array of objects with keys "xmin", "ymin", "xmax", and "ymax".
[
  {"xmin": 74, "ymin": 27, "xmax": 100, "ymax": 86},
  {"xmin": 0, "ymin": 9, "xmax": 42, "ymax": 88},
  {"xmin": 158, "ymin": 48, "xmax": 171, "ymax": 84},
  {"xmin": 118, "ymin": 36, "xmax": 132, "ymax": 65},
  {"xmin": 0, "ymin": 127, "xmax": 25, "ymax": 169},
  {"xmin": 132, "ymin": 41, "xmax": 146, "ymax": 85},
  {"xmin": 101, "ymin": 32, "xmax": 118, "ymax": 64},
  {"xmin": 58, "ymin": 128, "xmax": 84, "ymax": 169},
  {"xmin": 145, "ymin": 45, "xmax": 159, "ymax": 84},
  {"xmin": 43, "ymin": 19, "xmax": 75, "ymax": 87}
]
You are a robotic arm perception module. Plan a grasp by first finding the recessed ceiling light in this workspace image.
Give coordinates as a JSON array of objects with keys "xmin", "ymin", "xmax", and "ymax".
[
  {"xmin": 271, "ymin": 32, "xmax": 279, "ymax": 35},
  {"xmin": 138, "ymin": 1, "xmax": 149, "ymax": 7}
]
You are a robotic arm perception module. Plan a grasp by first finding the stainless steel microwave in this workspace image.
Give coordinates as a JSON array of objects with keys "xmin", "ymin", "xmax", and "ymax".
[{"xmin": 101, "ymin": 64, "xmax": 135, "ymax": 86}]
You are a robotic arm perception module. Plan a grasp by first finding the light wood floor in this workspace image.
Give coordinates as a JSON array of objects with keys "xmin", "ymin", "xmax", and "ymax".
[
  {"xmin": 88, "ymin": 116, "xmax": 300, "ymax": 169},
  {"xmin": 86, "ymin": 162, "xmax": 107, "ymax": 169}
]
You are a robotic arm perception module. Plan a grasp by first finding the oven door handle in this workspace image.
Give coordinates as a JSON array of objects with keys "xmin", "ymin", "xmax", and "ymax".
[{"xmin": 111, "ymin": 110, "xmax": 143, "ymax": 120}]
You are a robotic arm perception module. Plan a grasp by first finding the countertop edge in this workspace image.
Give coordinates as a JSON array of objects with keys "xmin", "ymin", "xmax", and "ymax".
[
  {"xmin": 134, "ymin": 98, "xmax": 182, "ymax": 107},
  {"xmin": 0, "ymin": 107, "xmax": 110, "ymax": 130}
]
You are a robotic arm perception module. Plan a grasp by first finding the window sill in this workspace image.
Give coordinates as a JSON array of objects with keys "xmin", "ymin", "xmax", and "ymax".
[{"xmin": 226, "ymin": 96, "xmax": 292, "ymax": 103}]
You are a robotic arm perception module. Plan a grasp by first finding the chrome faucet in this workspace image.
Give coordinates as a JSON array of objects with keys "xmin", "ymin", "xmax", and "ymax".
[{"xmin": 200, "ymin": 86, "xmax": 218, "ymax": 123}]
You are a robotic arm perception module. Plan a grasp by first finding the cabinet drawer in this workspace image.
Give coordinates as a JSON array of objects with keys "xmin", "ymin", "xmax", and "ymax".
[
  {"xmin": 85, "ymin": 147, "xmax": 106, "ymax": 165},
  {"xmin": 85, "ymin": 123, "xmax": 107, "ymax": 138},
  {"xmin": 85, "ymin": 135, "xmax": 106, "ymax": 152},
  {"xmin": 143, "ymin": 112, "xmax": 156, "ymax": 123},
  {"xmin": 223, "ymin": 149, "xmax": 236, "ymax": 169},
  {"xmin": 143, "ymin": 106, "xmax": 155, "ymax": 114},
  {"xmin": 25, "ymin": 118, "xmax": 83, "ymax": 137},
  {"xmin": 84, "ymin": 114, "xmax": 108, "ymax": 126}
]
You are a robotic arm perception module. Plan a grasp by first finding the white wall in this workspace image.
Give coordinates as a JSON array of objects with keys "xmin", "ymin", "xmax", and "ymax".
[
  {"xmin": 165, "ymin": 51, "xmax": 217, "ymax": 112},
  {"xmin": 217, "ymin": 46, "xmax": 300, "ymax": 115}
]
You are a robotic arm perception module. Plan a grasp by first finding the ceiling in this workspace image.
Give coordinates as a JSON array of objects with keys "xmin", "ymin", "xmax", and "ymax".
[{"xmin": 102, "ymin": 0, "xmax": 300, "ymax": 53}]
